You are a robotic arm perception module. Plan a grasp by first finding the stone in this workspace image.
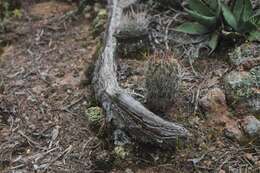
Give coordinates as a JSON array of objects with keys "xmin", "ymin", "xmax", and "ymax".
[
  {"xmin": 224, "ymin": 67, "xmax": 260, "ymax": 116},
  {"xmin": 225, "ymin": 43, "xmax": 260, "ymax": 116},
  {"xmin": 199, "ymin": 88, "xmax": 227, "ymax": 115},
  {"xmin": 228, "ymin": 43, "xmax": 260, "ymax": 66},
  {"xmin": 242, "ymin": 116, "xmax": 260, "ymax": 138},
  {"xmin": 199, "ymin": 88, "xmax": 243, "ymax": 141}
]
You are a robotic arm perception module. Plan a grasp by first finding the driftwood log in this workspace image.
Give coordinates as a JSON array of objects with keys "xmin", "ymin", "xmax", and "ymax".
[{"xmin": 92, "ymin": 0, "xmax": 191, "ymax": 146}]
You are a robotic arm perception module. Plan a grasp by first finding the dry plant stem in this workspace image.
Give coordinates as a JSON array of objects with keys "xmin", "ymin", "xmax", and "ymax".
[{"xmin": 92, "ymin": 0, "xmax": 190, "ymax": 146}]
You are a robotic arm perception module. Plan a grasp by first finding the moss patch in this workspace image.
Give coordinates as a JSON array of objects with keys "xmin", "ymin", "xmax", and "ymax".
[{"xmin": 85, "ymin": 106, "xmax": 104, "ymax": 127}]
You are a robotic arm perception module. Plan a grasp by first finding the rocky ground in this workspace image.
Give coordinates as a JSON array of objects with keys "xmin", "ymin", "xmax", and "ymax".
[{"xmin": 0, "ymin": 1, "xmax": 259, "ymax": 173}]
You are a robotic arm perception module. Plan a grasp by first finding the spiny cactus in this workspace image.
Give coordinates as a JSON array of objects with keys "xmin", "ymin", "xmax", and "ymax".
[
  {"xmin": 116, "ymin": 10, "xmax": 149, "ymax": 40},
  {"xmin": 145, "ymin": 52, "xmax": 182, "ymax": 112},
  {"xmin": 115, "ymin": 10, "xmax": 150, "ymax": 58}
]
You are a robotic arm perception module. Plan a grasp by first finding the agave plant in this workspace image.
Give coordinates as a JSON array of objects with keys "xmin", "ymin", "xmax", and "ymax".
[
  {"xmin": 175, "ymin": 0, "xmax": 260, "ymax": 53},
  {"xmin": 175, "ymin": 0, "xmax": 222, "ymax": 53},
  {"xmin": 222, "ymin": 0, "xmax": 260, "ymax": 41}
]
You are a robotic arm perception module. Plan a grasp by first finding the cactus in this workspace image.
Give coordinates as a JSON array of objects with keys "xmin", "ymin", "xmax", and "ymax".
[
  {"xmin": 115, "ymin": 10, "xmax": 150, "ymax": 58},
  {"xmin": 145, "ymin": 52, "xmax": 182, "ymax": 112}
]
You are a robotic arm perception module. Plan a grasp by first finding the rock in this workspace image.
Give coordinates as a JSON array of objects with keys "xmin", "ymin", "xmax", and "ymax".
[
  {"xmin": 228, "ymin": 43, "xmax": 260, "ymax": 67},
  {"xmin": 224, "ymin": 67, "xmax": 260, "ymax": 116},
  {"xmin": 225, "ymin": 43, "xmax": 260, "ymax": 116},
  {"xmin": 199, "ymin": 88, "xmax": 227, "ymax": 115},
  {"xmin": 199, "ymin": 88, "xmax": 243, "ymax": 141},
  {"xmin": 242, "ymin": 116, "xmax": 260, "ymax": 138}
]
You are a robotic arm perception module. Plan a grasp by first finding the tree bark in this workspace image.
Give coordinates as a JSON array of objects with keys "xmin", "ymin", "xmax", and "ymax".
[{"xmin": 92, "ymin": 0, "xmax": 191, "ymax": 146}]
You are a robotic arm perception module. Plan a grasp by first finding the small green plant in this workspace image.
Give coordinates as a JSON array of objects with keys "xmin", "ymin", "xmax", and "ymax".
[
  {"xmin": 0, "ymin": 0, "xmax": 22, "ymax": 32},
  {"xmin": 175, "ymin": 0, "xmax": 260, "ymax": 53},
  {"xmin": 85, "ymin": 106, "xmax": 104, "ymax": 128}
]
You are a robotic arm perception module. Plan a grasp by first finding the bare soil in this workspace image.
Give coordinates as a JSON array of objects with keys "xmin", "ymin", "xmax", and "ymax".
[{"xmin": 0, "ymin": 1, "xmax": 100, "ymax": 172}]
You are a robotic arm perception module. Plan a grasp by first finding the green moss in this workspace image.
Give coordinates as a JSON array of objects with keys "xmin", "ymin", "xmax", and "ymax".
[
  {"xmin": 113, "ymin": 146, "xmax": 131, "ymax": 160},
  {"xmin": 90, "ymin": 8, "xmax": 107, "ymax": 37},
  {"xmin": 85, "ymin": 106, "xmax": 104, "ymax": 127}
]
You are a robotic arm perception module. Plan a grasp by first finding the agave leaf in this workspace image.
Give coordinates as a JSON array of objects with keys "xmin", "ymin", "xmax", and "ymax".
[
  {"xmin": 242, "ymin": 0, "xmax": 253, "ymax": 21},
  {"xmin": 187, "ymin": 0, "xmax": 214, "ymax": 16},
  {"xmin": 254, "ymin": 9, "xmax": 260, "ymax": 17},
  {"xmin": 248, "ymin": 31, "xmax": 260, "ymax": 41},
  {"xmin": 222, "ymin": 3, "xmax": 238, "ymax": 30},
  {"xmin": 174, "ymin": 22, "xmax": 209, "ymax": 35},
  {"xmin": 185, "ymin": 8, "xmax": 217, "ymax": 26},
  {"xmin": 207, "ymin": 0, "xmax": 218, "ymax": 10},
  {"xmin": 249, "ymin": 15, "xmax": 260, "ymax": 27},
  {"xmin": 233, "ymin": 0, "xmax": 244, "ymax": 22},
  {"xmin": 208, "ymin": 32, "xmax": 219, "ymax": 54},
  {"xmin": 237, "ymin": 20, "xmax": 257, "ymax": 33},
  {"xmin": 250, "ymin": 10, "xmax": 260, "ymax": 26}
]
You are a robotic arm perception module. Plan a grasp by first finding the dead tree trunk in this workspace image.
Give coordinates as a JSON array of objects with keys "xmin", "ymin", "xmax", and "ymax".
[{"xmin": 92, "ymin": 0, "xmax": 191, "ymax": 146}]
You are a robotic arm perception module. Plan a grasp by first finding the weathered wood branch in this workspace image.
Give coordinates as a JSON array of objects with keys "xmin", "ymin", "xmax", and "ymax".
[{"xmin": 92, "ymin": 0, "xmax": 191, "ymax": 146}]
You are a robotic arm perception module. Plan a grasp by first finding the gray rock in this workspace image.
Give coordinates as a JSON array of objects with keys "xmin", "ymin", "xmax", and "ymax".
[
  {"xmin": 228, "ymin": 43, "xmax": 260, "ymax": 66},
  {"xmin": 242, "ymin": 116, "xmax": 260, "ymax": 138},
  {"xmin": 224, "ymin": 66, "xmax": 260, "ymax": 116}
]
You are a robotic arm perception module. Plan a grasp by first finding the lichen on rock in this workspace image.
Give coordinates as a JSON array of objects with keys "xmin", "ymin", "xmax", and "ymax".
[
  {"xmin": 224, "ymin": 66, "xmax": 260, "ymax": 116},
  {"xmin": 242, "ymin": 116, "xmax": 260, "ymax": 139},
  {"xmin": 224, "ymin": 42, "xmax": 260, "ymax": 116},
  {"xmin": 228, "ymin": 43, "xmax": 260, "ymax": 66}
]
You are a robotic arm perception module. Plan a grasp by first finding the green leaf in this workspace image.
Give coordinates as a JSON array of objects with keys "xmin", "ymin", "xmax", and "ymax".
[
  {"xmin": 207, "ymin": 0, "xmax": 218, "ymax": 10},
  {"xmin": 185, "ymin": 8, "xmax": 217, "ymax": 26},
  {"xmin": 222, "ymin": 3, "xmax": 238, "ymax": 30},
  {"xmin": 208, "ymin": 32, "xmax": 219, "ymax": 53},
  {"xmin": 233, "ymin": 0, "xmax": 244, "ymax": 22},
  {"xmin": 250, "ymin": 11, "xmax": 260, "ymax": 27},
  {"xmin": 242, "ymin": 0, "xmax": 253, "ymax": 21},
  {"xmin": 248, "ymin": 31, "xmax": 260, "ymax": 41},
  {"xmin": 187, "ymin": 0, "xmax": 214, "ymax": 16},
  {"xmin": 174, "ymin": 22, "xmax": 209, "ymax": 35},
  {"xmin": 238, "ymin": 20, "xmax": 258, "ymax": 33},
  {"xmin": 249, "ymin": 16, "xmax": 260, "ymax": 27}
]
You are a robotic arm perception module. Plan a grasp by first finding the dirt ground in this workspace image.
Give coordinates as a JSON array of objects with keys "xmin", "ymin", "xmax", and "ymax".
[
  {"xmin": 0, "ymin": 1, "xmax": 101, "ymax": 172},
  {"xmin": 0, "ymin": 1, "xmax": 260, "ymax": 173}
]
